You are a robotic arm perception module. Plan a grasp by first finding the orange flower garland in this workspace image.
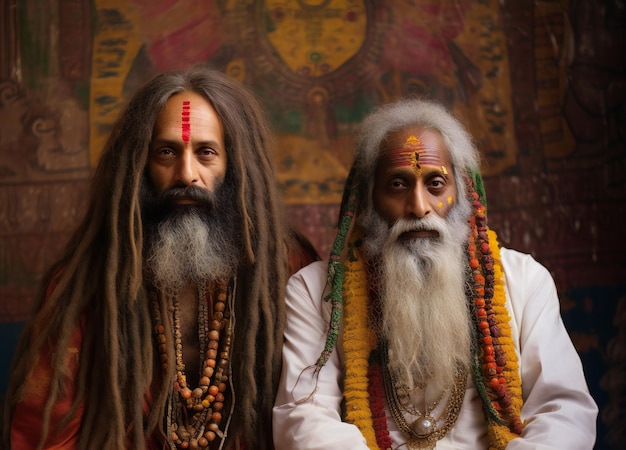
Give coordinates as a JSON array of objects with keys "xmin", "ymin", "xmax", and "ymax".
[
  {"xmin": 468, "ymin": 191, "xmax": 523, "ymax": 447},
  {"xmin": 340, "ymin": 205, "xmax": 524, "ymax": 448},
  {"xmin": 485, "ymin": 228, "xmax": 524, "ymax": 447}
]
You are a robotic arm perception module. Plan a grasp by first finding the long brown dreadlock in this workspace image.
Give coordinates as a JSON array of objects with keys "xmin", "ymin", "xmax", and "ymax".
[{"xmin": 3, "ymin": 65, "xmax": 291, "ymax": 450}]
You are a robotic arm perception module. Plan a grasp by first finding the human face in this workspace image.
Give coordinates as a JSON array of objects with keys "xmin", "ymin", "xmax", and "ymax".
[
  {"xmin": 373, "ymin": 126, "xmax": 457, "ymax": 234},
  {"xmin": 148, "ymin": 91, "xmax": 227, "ymax": 204}
]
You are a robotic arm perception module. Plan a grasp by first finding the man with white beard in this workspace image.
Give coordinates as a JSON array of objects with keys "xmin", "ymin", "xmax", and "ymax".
[{"xmin": 273, "ymin": 99, "xmax": 598, "ymax": 449}]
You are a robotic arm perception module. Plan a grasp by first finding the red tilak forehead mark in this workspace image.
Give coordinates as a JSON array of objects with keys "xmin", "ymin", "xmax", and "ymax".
[
  {"xmin": 387, "ymin": 135, "xmax": 445, "ymax": 173},
  {"xmin": 181, "ymin": 101, "xmax": 191, "ymax": 144}
]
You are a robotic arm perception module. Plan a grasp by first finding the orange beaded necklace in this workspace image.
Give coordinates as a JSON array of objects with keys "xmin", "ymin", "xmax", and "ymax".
[{"xmin": 151, "ymin": 280, "xmax": 234, "ymax": 449}]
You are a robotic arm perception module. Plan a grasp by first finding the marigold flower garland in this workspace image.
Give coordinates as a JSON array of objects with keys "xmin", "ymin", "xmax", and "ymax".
[
  {"xmin": 342, "ymin": 227, "xmax": 378, "ymax": 448},
  {"xmin": 318, "ymin": 165, "xmax": 524, "ymax": 448},
  {"xmin": 484, "ymin": 230, "xmax": 524, "ymax": 447},
  {"xmin": 468, "ymin": 189, "xmax": 523, "ymax": 448},
  {"xmin": 340, "ymin": 193, "xmax": 524, "ymax": 449}
]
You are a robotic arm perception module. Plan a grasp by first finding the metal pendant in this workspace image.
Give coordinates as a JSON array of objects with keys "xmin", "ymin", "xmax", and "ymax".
[{"xmin": 410, "ymin": 415, "xmax": 436, "ymax": 438}]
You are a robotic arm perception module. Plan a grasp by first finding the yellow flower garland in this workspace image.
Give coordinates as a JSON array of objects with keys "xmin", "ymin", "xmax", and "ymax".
[
  {"xmin": 341, "ymin": 228, "xmax": 523, "ymax": 449},
  {"xmin": 342, "ymin": 227, "xmax": 378, "ymax": 448},
  {"xmin": 486, "ymin": 229, "xmax": 524, "ymax": 449}
]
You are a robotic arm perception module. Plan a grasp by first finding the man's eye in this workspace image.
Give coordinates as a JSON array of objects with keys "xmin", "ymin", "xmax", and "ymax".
[
  {"xmin": 152, "ymin": 147, "xmax": 175, "ymax": 158},
  {"xmin": 390, "ymin": 179, "xmax": 407, "ymax": 189},
  {"xmin": 198, "ymin": 148, "xmax": 218, "ymax": 158},
  {"xmin": 429, "ymin": 180, "xmax": 448, "ymax": 193}
]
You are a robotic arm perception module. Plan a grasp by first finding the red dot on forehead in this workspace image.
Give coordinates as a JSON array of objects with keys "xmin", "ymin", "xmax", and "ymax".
[{"xmin": 181, "ymin": 101, "xmax": 191, "ymax": 144}]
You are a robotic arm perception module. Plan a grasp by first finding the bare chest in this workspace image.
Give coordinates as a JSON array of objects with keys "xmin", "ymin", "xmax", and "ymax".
[{"xmin": 177, "ymin": 287, "xmax": 202, "ymax": 386}]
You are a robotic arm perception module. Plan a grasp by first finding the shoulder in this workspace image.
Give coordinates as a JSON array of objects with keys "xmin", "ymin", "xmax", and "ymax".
[
  {"xmin": 285, "ymin": 261, "xmax": 330, "ymax": 308},
  {"xmin": 499, "ymin": 247, "xmax": 558, "ymax": 316},
  {"xmin": 288, "ymin": 260, "xmax": 328, "ymax": 288},
  {"xmin": 500, "ymin": 247, "xmax": 552, "ymax": 282}
]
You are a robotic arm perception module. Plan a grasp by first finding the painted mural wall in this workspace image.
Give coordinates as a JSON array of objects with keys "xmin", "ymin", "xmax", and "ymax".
[{"xmin": 1, "ymin": 0, "xmax": 624, "ymax": 447}]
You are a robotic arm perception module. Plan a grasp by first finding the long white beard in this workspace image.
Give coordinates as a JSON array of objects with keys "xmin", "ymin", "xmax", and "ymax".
[
  {"xmin": 362, "ymin": 205, "xmax": 473, "ymax": 392},
  {"xmin": 146, "ymin": 209, "xmax": 239, "ymax": 294}
]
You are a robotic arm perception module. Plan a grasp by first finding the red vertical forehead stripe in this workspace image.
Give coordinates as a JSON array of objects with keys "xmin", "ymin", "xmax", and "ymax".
[{"xmin": 181, "ymin": 101, "xmax": 191, "ymax": 144}]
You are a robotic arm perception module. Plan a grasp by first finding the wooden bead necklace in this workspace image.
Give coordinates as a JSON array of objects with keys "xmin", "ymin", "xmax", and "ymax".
[{"xmin": 151, "ymin": 280, "xmax": 234, "ymax": 450}]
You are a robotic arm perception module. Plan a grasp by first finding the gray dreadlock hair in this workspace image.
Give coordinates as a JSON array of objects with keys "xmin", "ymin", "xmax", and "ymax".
[
  {"xmin": 318, "ymin": 98, "xmax": 485, "ymax": 370},
  {"xmin": 3, "ymin": 65, "xmax": 290, "ymax": 450}
]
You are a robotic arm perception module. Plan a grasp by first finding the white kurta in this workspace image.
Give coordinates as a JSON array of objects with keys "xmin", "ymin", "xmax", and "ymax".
[{"xmin": 273, "ymin": 248, "xmax": 598, "ymax": 449}]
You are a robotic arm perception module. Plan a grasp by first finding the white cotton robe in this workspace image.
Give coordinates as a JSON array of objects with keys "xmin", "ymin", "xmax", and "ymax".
[{"xmin": 273, "ymin": 248, "xmax": 598, "ymax": 450}]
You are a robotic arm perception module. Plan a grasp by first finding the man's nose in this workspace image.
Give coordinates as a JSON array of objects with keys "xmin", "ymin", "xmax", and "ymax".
[
  {"xmin": 406, "ymin": 185, "xmax": 431, "ymax": 219},
  {"xmin": 176, "ymin": 151, "xmax": 198, "ymax": 186}
]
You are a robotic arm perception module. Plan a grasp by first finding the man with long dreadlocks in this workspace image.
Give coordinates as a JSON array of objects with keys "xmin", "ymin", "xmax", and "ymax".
[
  {"xmin": 273, "ymin": 99, "xmax": 597, "ymax": 449},
  {"xmin": 3, "ymin": 65, "xmax": 317, "ymax": 450}
]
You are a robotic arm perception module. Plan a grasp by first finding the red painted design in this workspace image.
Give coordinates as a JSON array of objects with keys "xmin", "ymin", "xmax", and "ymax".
[
  {"xmin": 181, "ymin": 101, "xmax": 191, "ymax": 144},
  {"xmin": 387, "ymin": 136, "xmax": 444, "ymax": 173}
]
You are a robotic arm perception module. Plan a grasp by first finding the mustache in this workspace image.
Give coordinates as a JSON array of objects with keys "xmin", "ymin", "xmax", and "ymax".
[
  {"xmin": 140, "ymin": 183, "xmax": 221, "ymax": 227},
  {"xmin": 388, "ymin": 215, "xmax": 448, "ymax": 241},
  {"xmin": 159, "ymin": 185, "xmax": 216, "ymax": 205}
]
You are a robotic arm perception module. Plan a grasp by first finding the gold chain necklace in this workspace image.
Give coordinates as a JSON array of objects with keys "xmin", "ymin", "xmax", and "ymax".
[{"xmin": 380, "ymin": 341, "xmax": 467, "ymax": 450}]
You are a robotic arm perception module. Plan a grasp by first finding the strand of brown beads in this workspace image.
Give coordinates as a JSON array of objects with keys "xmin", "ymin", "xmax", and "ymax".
[
  {"xmin": 152, "ymin": 281, "xmax": 232, "ymax": 450},
  {"xmin": 150, "ymin": 291, "xmax": 169, "ymax": 373},
  {"xmin": 199, "ymin": 282, "xmax": 231, "ymax": 447}
]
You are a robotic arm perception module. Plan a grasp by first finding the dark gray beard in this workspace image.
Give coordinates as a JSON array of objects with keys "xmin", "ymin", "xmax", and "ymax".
[
  {"xmin": 142, "ymin": 181, "xmax": 240, "ymax": 294},
  {"xmin": 145, "ymin": 209, "xmax": 239, "ymax": 294}
]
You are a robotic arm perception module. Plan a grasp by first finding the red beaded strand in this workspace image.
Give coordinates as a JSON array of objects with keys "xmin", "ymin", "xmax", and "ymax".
[
  {"xmin": 368, "ymin": 355, "xmax": 393, "ymax": 450},
  {"xmin": 468, "ymin": 187, "xmax": 522, "ymax": 433}
]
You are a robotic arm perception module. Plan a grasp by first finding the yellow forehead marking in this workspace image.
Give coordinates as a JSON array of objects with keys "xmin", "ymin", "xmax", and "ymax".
[
  {"xmin": 387, "ymin": 135, "xmax": 444, "ymax": 177},
  {"xmin": 405, "ymin": 135, "xmax": 421, "ymax": 147},
  {"xmin": 387, "ymin": 135, "xmax": 422, "ymax": 176}
]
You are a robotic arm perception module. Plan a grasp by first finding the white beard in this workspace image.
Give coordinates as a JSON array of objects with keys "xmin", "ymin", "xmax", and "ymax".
[
  {"xmin": 145, "ymin": 209, "xmax": 239, "ymax": 295},
  {"xmin": 362, "ymin": 204, "xmax": 473, "ymax": 392}
]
